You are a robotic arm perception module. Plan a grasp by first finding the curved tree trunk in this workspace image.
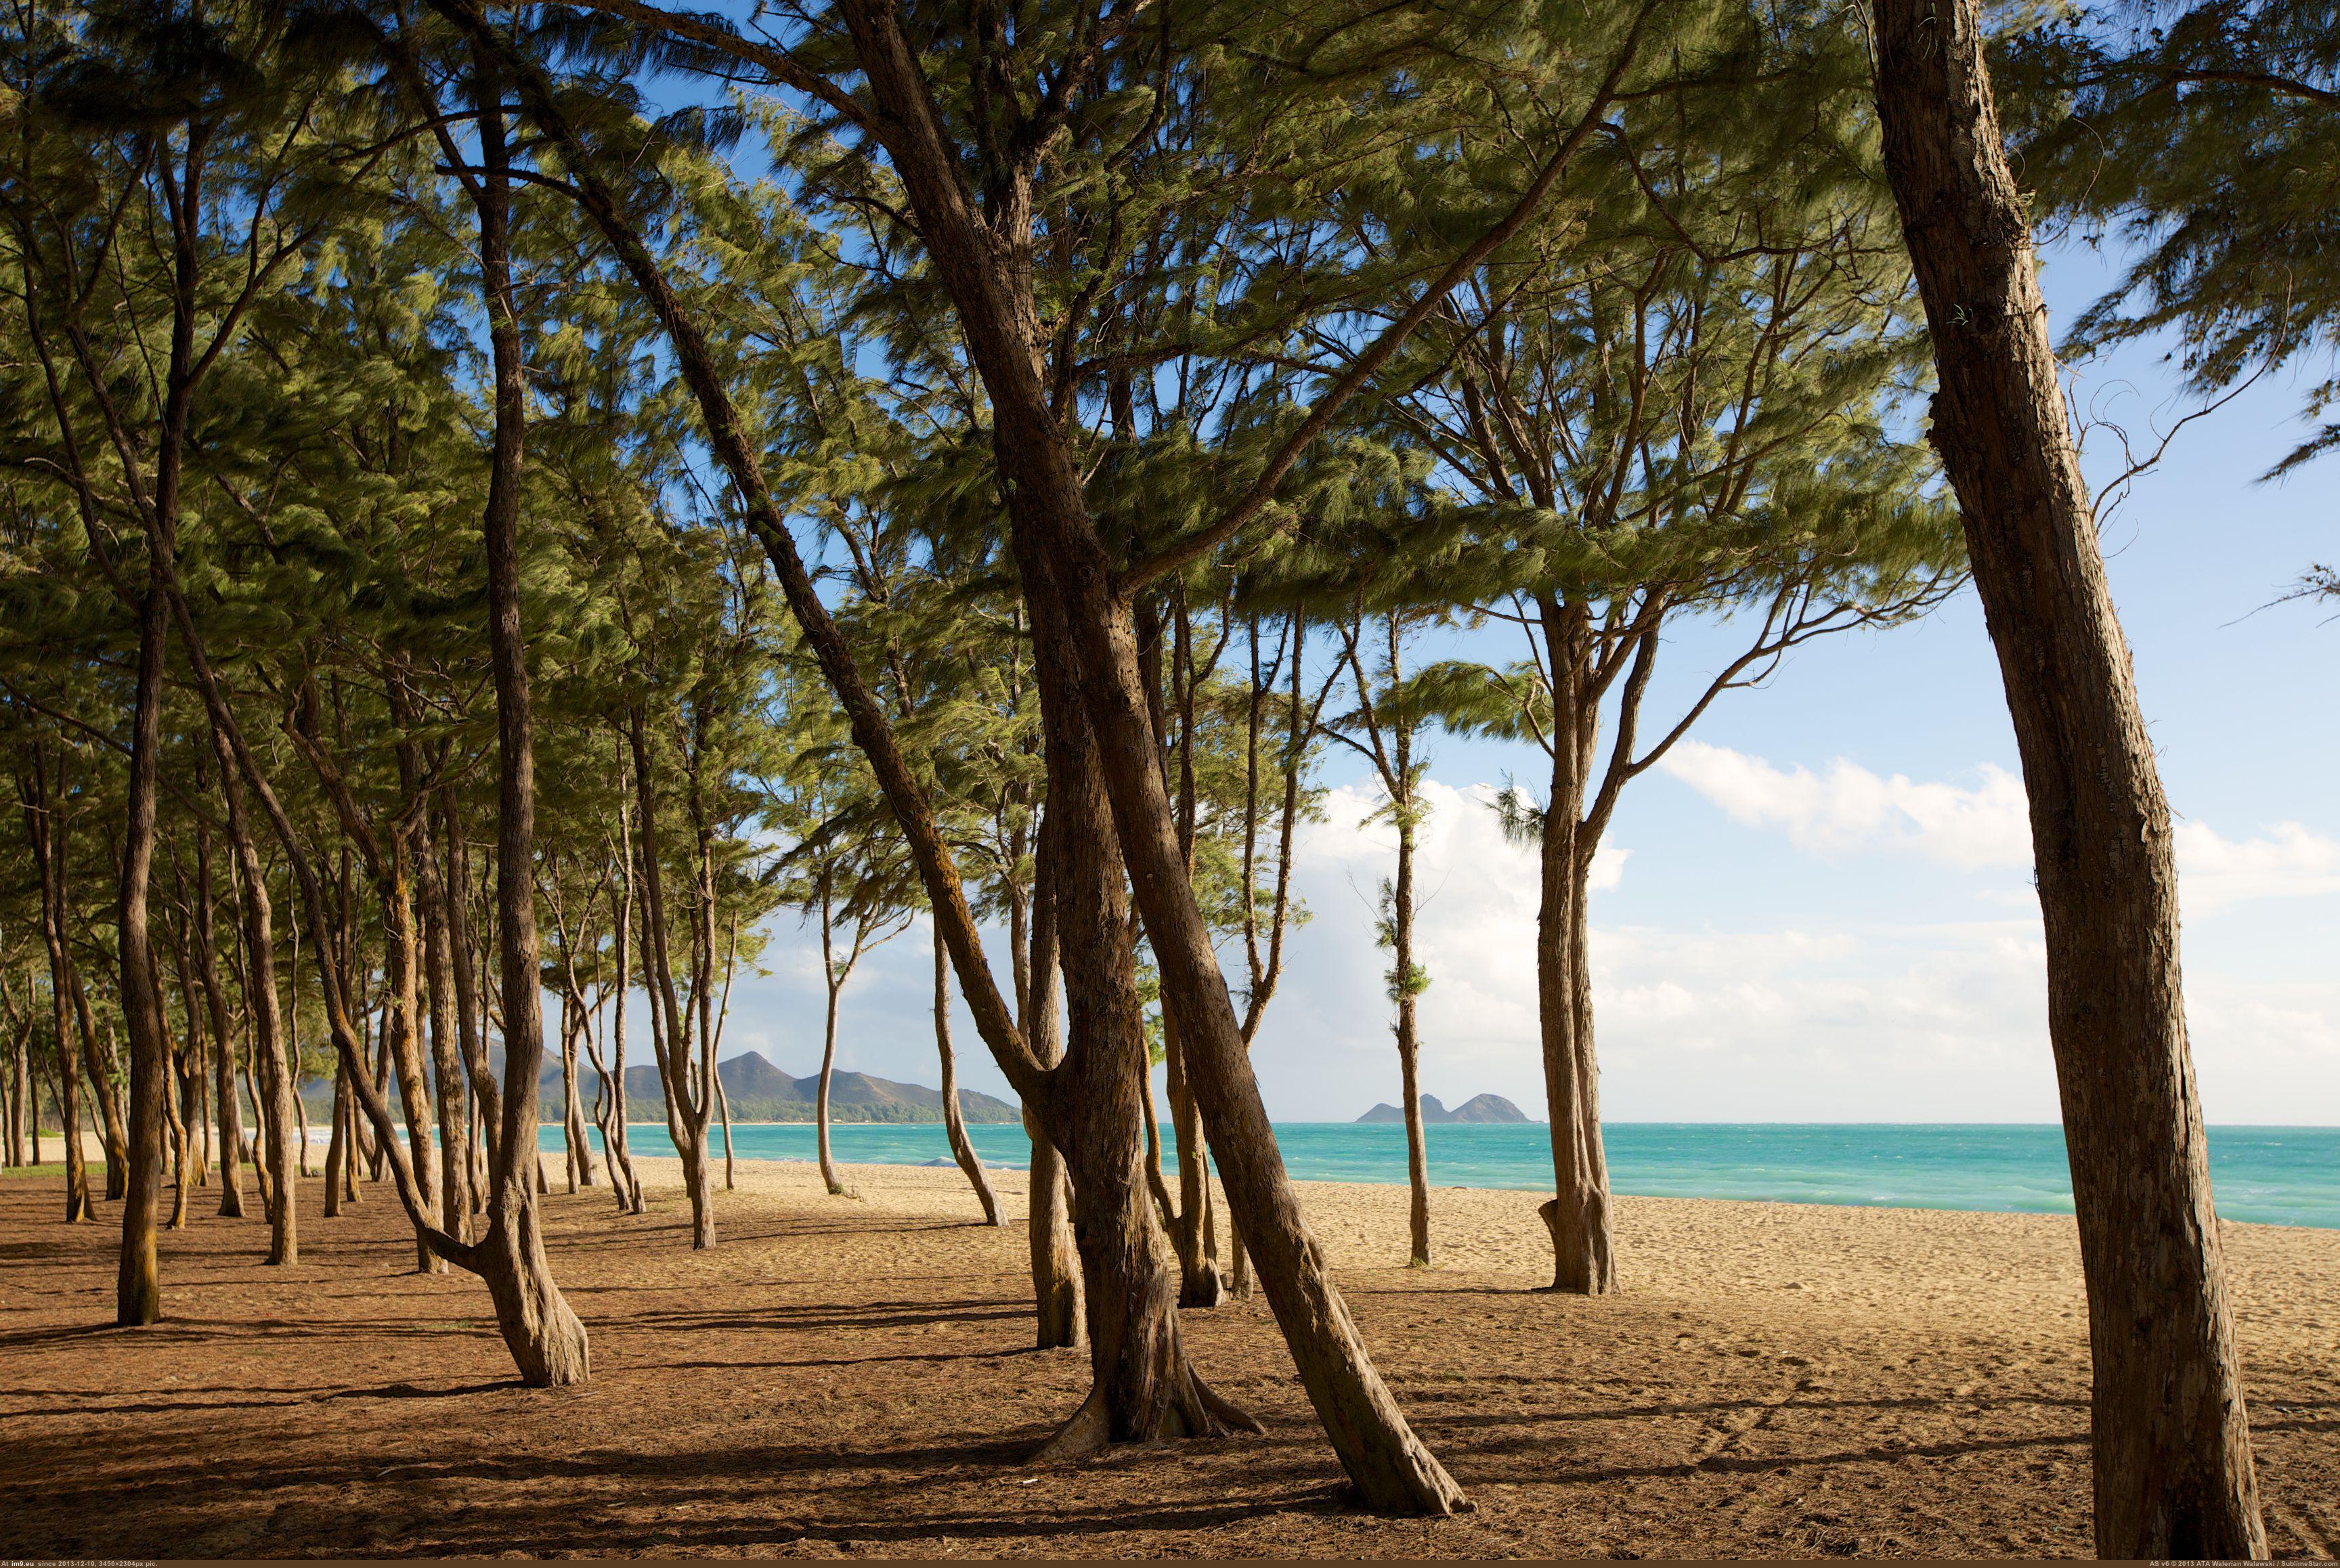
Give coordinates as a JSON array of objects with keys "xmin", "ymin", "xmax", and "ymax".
[
  {"xmin": 1159, "ymin": 1009, "xmax": 1223, "ymax": 1306},
  {"xmin": 1023, "ymin": 810, "xmax": 1083, "ymax": 1349},
  {"xmin": 713, "ymin": 1068, "xmax": 735, "ymax": 1192},
  {"xmin": 815, "ymin": 970, "xmax": 848, "ymax": 1198},
  {"xmin": 1869, "ymin": 5, "xmax": 2264, "ymax": 1554},
  {"xmin": 932, "ymin": 925, "xmax": 1001, "ymax": 1225}
]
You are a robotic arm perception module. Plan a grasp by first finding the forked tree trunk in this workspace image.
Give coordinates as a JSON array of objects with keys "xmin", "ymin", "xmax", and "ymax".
[
  {"xmin": 1869, "ymin": 4, "xmax": 2264, "ymax": 1554},
  {"xmin": 602, "ymin": 796, "xmax": 644, "ymax": 1213},
  {"xmin": 1003, "ymin": 360, "xmax": 1465, "ymax": 1516},
  {"xmin": 932, "ymin": 926, "xmax": 1001, "ymax": 1225},
  {"xmin": 475, "ymin": 10, "xmax": 1446, "ymax": 1502},
  {"xmin": 1027, "ymin": 696, "xmax": 1254, "ymax": 1458}
]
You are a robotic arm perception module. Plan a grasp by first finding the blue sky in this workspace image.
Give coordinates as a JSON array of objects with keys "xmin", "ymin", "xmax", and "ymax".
[{"xmin": 707, "ymin": 236, "xmax": 2339, "ymax": 1127}]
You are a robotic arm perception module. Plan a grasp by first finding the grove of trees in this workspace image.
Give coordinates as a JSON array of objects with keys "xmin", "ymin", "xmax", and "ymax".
[{"xmin": 1, "ymin": 0, "xmax": 2325, "ymax": 1555}]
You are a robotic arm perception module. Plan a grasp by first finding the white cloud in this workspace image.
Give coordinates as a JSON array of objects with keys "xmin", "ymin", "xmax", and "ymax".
[
  {"xmin": 1660, "ymin": 741, "xmax": 2340, "ymax": 915},
  {"xmin": 1658, "ymin": 740, "xmax": 2032, "ymax": 868},
  {"xmin": 2175, "ymin": 820, "xmax": 2340, "ymax": 912}
]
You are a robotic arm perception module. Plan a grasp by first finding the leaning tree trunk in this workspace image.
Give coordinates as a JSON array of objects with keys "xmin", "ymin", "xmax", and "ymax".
[
  {"xmin": 713, "ymin": 1068, "xmax": 735, "ymax": 1191},
  {"xmin": 473, "ymin": 14, "xmax": 1443, "ymax": 1500},
  {"xmin": 1869, "ymin": 3, "xmax": 2265, "ymax": 1554},
  {"xmin": 932, "ymin": 925, "xmax": 1001, "ymax": 1225}
]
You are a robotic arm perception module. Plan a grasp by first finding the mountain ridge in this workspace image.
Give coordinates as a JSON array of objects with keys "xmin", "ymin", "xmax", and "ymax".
[
  {"xmin": 1356, "ymin": 1093, "xmax": 1532, "ymax": 1125},
  {"xmin": 306, "ymin": 1048, "xmax": 1021, "ymax": 1125}
]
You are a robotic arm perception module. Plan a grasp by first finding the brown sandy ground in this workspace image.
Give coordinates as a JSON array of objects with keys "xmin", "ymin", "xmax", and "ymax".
[{"xmin": 1, "ymin": 1156, "xmax": 2337, "ymax": 1559}]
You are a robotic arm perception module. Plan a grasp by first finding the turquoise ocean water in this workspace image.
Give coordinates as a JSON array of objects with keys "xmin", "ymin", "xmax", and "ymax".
[{"xmin": 542, "ymin": 1120, "xmax": 2340, "ymax": 1229}]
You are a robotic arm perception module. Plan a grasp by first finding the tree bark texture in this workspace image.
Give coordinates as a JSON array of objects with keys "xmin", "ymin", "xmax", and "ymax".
[{"xmin": 1869, "ymin": 3, "xmax": 2265, "ymax": 1554}]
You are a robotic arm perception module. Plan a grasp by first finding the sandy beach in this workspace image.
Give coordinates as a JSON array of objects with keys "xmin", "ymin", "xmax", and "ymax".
[{"xmin": 3, "ymin": 1154, "xmax": 2335, "ymax": 1558}]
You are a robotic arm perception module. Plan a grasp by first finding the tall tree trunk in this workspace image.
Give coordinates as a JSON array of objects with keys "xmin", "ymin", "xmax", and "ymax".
[
  {"xmin": 1159, "ymin": 1006, "xmax": 1223, "ymax": 1305},
  {"xmin": 628, "ymin": 707, "xmax": 714, "ymax": 1246},
  {"xmin": 116, "ymin": 565, "xmax": 169, "ymax": 1315},
  {"xmin": 9, "ymin": 990, "xmax": 28, "ymax": 1168},
  {"xmin": 1531, "ymin": 610, "xmax": 1615, "ymax": 1294},
  {"xmin": 1391, "ymin": 803, "xmax": 1430, "ymax": 1270},
  {"xmin": 1870, "ymin": 3, "xmax": 2266, "ymax": 1554},
  {"xmin": 933, "ymin": 924, "xmax": 1001, "ymax": 1224},
  {"xmin": 463, "ymin": 41, "xmax": 587, "ymax": 1382}
]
